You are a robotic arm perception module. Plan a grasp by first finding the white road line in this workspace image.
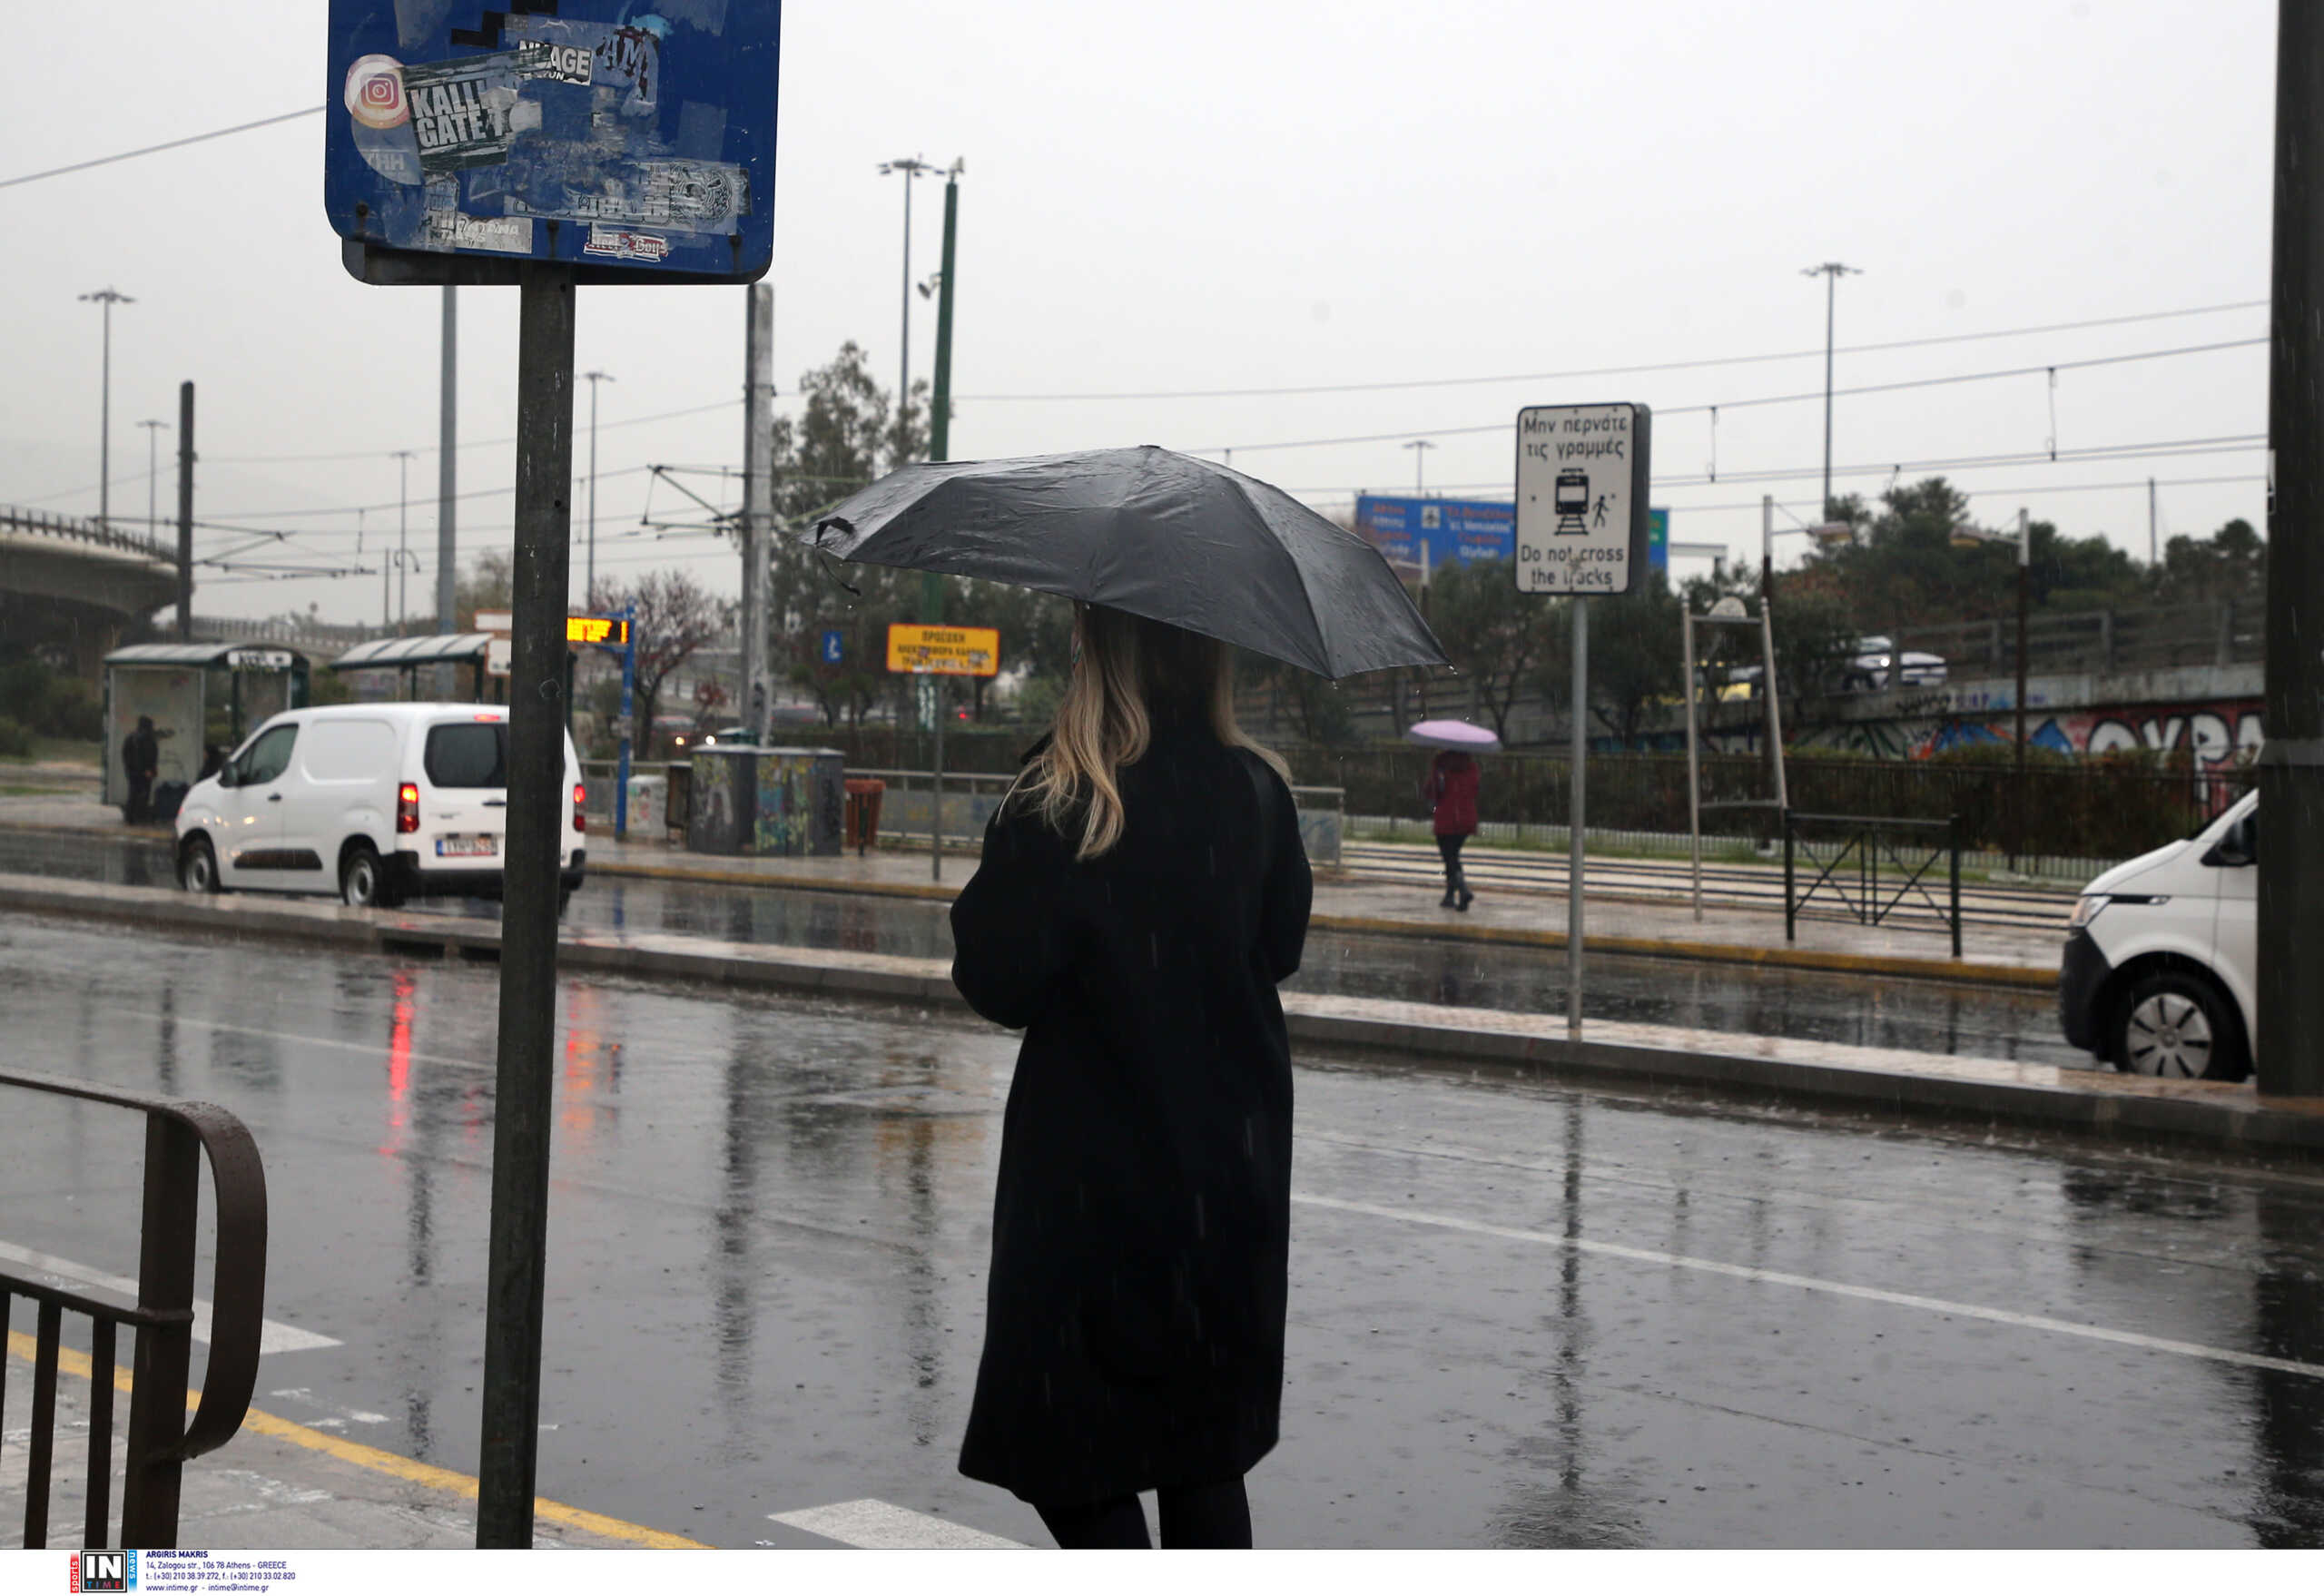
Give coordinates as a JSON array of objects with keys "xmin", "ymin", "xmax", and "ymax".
[
  {"xmin": 1292, "ymin": 1191, "xmax": 2324, "ymax": 1383},
  {"xmin": 771, "ymin": 1499, "xmax": 1025, "ymax": 1550},
  {"xmin": 268, "ymin": 1387, "xmax": 388, "ymax": 1424},
  {"xmin": 120, "ymin": 1009, "xmax": 495, "ymax": 1074},
  {"xmin": 0, "ymin": 1240, "xmax": 340, "ymax": 1355}
]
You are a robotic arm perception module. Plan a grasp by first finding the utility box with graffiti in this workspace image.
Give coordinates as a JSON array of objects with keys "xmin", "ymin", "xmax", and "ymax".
[{"xmin": 684, "ymin": 745, "xmax": 842, "ymax": 858}]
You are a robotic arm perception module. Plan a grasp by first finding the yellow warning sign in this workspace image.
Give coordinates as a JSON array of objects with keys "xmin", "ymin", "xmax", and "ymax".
[{"xmin": 886, "ymin": 624, "xmax": 1000, "ymax": 676}]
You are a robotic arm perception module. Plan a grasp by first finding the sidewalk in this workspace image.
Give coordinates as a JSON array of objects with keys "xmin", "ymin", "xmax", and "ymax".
[
  {"xmin": 0, "ymin": 796, "xmax": 2064, "ymax": 987},
  {"xmin": 1, "ymin": 1335, "xmax": 694, "ymax": 1550}
]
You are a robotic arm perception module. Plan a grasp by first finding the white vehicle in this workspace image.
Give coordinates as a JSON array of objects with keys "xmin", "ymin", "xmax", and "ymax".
[
  {"xmin": 2059, "ymin": 789, "xmax": 2256, "ymax": 1080},
  {"xmin": 1843, "ymin": 635, "xmax": 1948, "ymax": 692},
  {"xmin": 173, "ymin": 704, "xmax": 586, "ymax": 910}
]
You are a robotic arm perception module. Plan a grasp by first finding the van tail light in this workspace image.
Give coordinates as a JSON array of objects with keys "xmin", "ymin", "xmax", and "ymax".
[
  {"xmin": 397, "ymin": 783, "xmax": 420, "ymax": 834},
  {"xmin": 573, "ymin": 783, "xmax": 586, "ymax": 833}
]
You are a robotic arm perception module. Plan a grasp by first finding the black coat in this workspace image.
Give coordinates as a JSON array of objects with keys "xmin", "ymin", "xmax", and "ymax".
[{"xmin": 950, "ymin": 718, "xmax": 1312, "ymax": 1505}]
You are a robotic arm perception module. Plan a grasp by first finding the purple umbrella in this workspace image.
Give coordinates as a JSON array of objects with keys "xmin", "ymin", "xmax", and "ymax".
[{"xmin": 1403, "ymin": 719, "xmax": 1501, "ymax": 753}]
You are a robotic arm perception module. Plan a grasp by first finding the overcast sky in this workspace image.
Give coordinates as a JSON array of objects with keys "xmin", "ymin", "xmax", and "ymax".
[{"xmin": 1, "ymin": 0, "xmax": 2278, "ymax": 626}]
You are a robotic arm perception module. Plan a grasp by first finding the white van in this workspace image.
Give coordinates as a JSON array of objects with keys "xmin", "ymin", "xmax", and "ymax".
[
  {"xmin": 173, "ymin": 704, "xmax": 586, "ymax": 910},
  {"xmin": 2059, "ymin": 789, "xmax": 2256, "ymax": 1080}
]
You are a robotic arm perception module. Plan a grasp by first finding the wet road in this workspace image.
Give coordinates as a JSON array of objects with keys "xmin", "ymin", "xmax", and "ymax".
[
  {"xmin": 5, "ymin": 911, "xmax": 2320, "ymax": 1548},
  {"xmin": 0, "ymin": 828, "xmax": 2082, "ymax": 1068}
]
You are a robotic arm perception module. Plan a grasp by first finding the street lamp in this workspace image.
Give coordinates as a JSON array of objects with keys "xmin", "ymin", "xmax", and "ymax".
[
  {"xmin": 391, "ymin": 449, "xmax": 419, "ymax": 631},
  {"xmin": 1800, "ymin": 263, "xmax": 1861, "ymax": 520},
  {"xmin": 878, "ymin": 156, "xmax": 940, "ymax": 457},
  {"xmin": 79, "ymin": 287, "xmax": 134, "ymax": 532},
  {"xmin": 137, "ymin": 419, "xmax": 169, "ymax": 547},
  {"xmin": 582, "ymin": 370, "xmax": 615, "ymax": 606},
  {"xmin": 1403, "ymin": 438, "xmax": 1437, "ymax": 495},
  {"xmin": 1954, "ymin": 507, "xmax": 2033, "ymax": 864}
]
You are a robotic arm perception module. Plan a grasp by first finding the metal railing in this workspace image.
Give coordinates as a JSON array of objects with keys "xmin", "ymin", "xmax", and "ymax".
[
  {"xmin": 0, "ymin": 506, "xmax": 168, "ymax": 563},
  {"xmin": 1, "ymin": 1069, "xmax": 268, "ymax": 1549},
  {"xmin": 1783, "ymin": 811, "xmax": 1963, "ymax": 959}
]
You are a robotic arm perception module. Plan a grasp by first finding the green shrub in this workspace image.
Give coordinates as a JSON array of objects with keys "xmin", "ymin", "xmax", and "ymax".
[{"xmin": 0, "ymin": 718, "xmax": 33, "ymax": 759}]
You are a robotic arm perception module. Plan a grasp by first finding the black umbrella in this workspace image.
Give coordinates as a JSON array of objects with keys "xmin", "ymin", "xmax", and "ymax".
[{"xmin": 805, "ymin": 446, "xmax": 1448, "ymax": 678}]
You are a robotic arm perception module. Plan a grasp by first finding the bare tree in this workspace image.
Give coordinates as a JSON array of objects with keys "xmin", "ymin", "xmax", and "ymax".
[{"xmin": 588, "ymin": 568, "xmax": 730, "ymax": 745}]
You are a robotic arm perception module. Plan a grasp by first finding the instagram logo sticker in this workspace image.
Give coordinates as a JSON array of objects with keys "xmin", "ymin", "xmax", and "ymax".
[{"xmin": 345, "ymin": 54, "xmax": 409, "ymax": 129}]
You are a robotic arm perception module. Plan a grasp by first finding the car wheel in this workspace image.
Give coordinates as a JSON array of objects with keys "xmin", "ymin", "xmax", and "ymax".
[
  {"xmin": 2114, "ymin": 970, "xmax": 2249, "ymax": 1082},
  {"xmin": 180, "ymin": 835, "xmax": 220, "ymax": 894},
  {"xmin": 340, "ymin": 843, "xmax": 398, "ymax": 910}
]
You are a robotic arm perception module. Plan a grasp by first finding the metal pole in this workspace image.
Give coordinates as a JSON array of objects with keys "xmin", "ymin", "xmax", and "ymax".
[
  {"xmin": 899, "ymin": 170, "xmax": 914, "ymax": 453},
  {"xmin": 932, "ymin": 674, "xmax": 946, "ymax": 882},
  {"xmin": 78, "ymin": 290, "xmax": 138, "ymax": 531},
  {"xmin": 1568, "ymin": 598, "xmax": 1587, "ymax": 1039},
  {"xmin": 475, "ymin": 258, "xmax": 576, "ymax": 1551},
  {"xmin": 1759, "ymin": 601, "xmax": 1789, "ymax": 813},
  {"xmin": 1760, "ymin": 492, "xmax": 1775, "ymax": 606},
  {"xmin": 2260, "ymin": 0, "xmax": 2324, "ymax": 1096},
  {"xmin": 2014, "ymin": 506, "xmax": 2030, "ymax": 870},
  {"xmin": 393, "ymin": 450, "xmax": 417, "ymax": 633},
  {"xmin": 1683, "ymin": 607, "xmax": 1700, "ymax": 921},
  {"xmin": 174, "ymin": 383, "xmax": 193, "ymax": 642},
  {"xmin": 582, "ymin": 371, "xmax": 613, "ymax": 606},
  {"xmin": 140, "ymin": 419, "xmax": 167, "ymax": 547},
  {"xmin": 1948, "ymin": 813, "xmax": 1963, "ymax": 961},
  {"xmin": 741, "ymin": 284, "xmax": 773, "ymax": 744},
  {"xmin": 615, "ymin": 607, "xmax": 635, "ymax": 841},
  {"xmin": 1783, "ymin": 810, "xmax": 1797, "ymax": 944},
  {"xmin": 437, "ymin": 287, "xmax": 458, "ymax": 695},
  {"xmin": 2148, "ymin": 477, "xmax": 2159, "ymax": 568},
  {"xmin": 1822, "ymin": 271, "xmax": 1835, "ymax": 517},
  {"xmin": 930, "ymin": 167, "xmax": 960, "ymax": 463}
]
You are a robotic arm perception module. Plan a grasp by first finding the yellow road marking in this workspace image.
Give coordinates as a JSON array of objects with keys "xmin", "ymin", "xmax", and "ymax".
[{"xmin": 5, "ymin": 1331, "xmax": 707, "ymax": 1549}]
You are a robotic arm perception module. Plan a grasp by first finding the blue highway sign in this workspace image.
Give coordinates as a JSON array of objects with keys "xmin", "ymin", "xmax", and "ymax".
[
  {"xmin": 327, "ymin": 2, "xmax": 780, "ymax": 286},
  {"xmin": 821, "ymin": 628, "xmax": 844, "ymax": 665}
]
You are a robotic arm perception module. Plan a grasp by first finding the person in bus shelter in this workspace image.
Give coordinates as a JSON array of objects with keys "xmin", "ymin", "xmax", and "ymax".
[{"xmin": 948, "ymin": 605, "xmax": 1312, "ymax": 1550}]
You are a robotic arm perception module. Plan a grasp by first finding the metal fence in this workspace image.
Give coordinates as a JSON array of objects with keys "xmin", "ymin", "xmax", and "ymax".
[
  {"xmin": 1, "ymin": 1069, "xmax": 267, "ymax": 1549},
  {"xmin": 0, "ymin": 506, "xmax": 169, "ymax": 563},
  {"xmin": 1783, "ymin": 812, "xmax": 1963, "ymax": 957}
]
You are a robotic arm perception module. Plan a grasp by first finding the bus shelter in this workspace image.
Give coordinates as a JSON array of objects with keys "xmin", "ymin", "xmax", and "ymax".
[
  {"xmin": 330, "ymin": 633, "xmax": 500, "ymax": 704},
  {"xmin": 100, "ymin": 642, "xmax": 311, "ymax": 808}
]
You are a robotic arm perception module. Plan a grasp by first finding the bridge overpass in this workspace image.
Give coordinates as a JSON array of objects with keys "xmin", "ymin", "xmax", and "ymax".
[{"xmin": 0, "ymin": 507, "xmax": 178, "ymax": 673}]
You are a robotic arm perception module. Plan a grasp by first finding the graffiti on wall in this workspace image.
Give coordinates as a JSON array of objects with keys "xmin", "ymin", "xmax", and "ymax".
[{"xmin": 1777, "ymin": 698, "xmax": 2266, "ymax": 770}]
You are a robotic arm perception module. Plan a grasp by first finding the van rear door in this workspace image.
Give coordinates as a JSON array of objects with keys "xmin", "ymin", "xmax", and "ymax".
[{"xmin": 418, "ymin": 718, "xmax": 510, "ymax": 873}]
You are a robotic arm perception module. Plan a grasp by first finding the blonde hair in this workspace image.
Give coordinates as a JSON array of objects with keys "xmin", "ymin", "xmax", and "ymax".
[{"xmin": 1016, "ymin": 606, "xmax": 1290, "ymax": 860}]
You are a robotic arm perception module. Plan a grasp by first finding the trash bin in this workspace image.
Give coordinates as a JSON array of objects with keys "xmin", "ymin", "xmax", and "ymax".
[{"xmin": 843, "ymin": 778, "xmax": 885, "ymax": 856}]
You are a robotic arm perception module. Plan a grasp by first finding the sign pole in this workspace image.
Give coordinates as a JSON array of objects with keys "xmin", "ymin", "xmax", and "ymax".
[
  {"xmin": 477, "ymin": 258, "xmax": 576, "ymax": 1551},
  {"xmin": 931, "ymin": 670, "xmax": 945, "ymax": 882},
  {"xmin": 1684, "ymin": 606, "xmax": 1700, "ymax": 921},
  {"xmin": 1568, "ymin": 598, "xmax": 1587, "ymax": 1039}
]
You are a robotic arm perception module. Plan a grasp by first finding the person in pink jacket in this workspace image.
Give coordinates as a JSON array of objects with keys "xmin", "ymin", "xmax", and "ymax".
[{"xmin": 1423, "ymin": 750, "xmax": 1479, "ymax": 911}]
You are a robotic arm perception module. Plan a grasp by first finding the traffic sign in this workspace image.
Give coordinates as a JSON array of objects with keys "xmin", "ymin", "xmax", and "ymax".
[
  {"xmin": 821, "ymin": 629, "xmax": 844, "ymax": 665},
  {"xmin": 1513, "ymin": 403, "xmax": 1653, "ymax": 596},
  {"xmin": 326, "ymin": 3, "xmax": 781, "ymax": 286},
  {"xmin": 886, "ymin": 624, "xmax": 1000, "ymax": 676}
]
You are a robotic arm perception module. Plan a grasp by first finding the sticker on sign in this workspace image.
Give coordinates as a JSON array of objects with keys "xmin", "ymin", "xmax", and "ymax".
[{"xmin": 1513, "ymin": 403, "xmax": 1653, "ymax": 596}]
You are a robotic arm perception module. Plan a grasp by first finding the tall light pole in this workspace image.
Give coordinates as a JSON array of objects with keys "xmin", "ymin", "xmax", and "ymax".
[
  {"xmin": 1800, "ymin": 263, "xmax": 1861, "ymax": 519},
  {"xmin": 138, "ymin": 419, "xmax": 169, "ymax": 548},
  {"xmin": 581, "ymin": 370, "xmax": 615, "ymax": 607},
  {"xmin": 879, "ymin": 156, "xmax": 938, "ymax": 462},
  {"xmin": 1403, "ymin": 438, "xmax": 1437, "ymax": 495},
  {"xmin": 80, "ymin": 288, "xmax": 134, "ymax": 532},
  {"xmin": 392, "ymin": 449, "xmax": 419, "ymax": 631}
]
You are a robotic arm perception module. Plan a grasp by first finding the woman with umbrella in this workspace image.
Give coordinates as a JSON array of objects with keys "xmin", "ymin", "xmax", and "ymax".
[
  {"xmin": 809, "ymin": 447, "xmax": 1445, "ymax": 1549},
  {"xmin": 1408, "ymin": 719, "xmax": 1498, "ymax": 911}
]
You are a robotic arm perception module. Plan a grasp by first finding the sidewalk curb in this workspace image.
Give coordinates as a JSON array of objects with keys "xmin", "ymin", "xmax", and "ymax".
[{"xmin": 7, "ymin": 873, "xmax": 2315, "ymax": 1164}]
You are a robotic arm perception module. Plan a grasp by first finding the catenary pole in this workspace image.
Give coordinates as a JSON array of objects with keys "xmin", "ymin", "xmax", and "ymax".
[
  {"xmin": 2260, "ymin": 0, "xmax": 2324, "ymax": 1096},
  {"xmin": 174, "ymin": 383, "xmax": 193, "ymax": 642},
  {"xmin": 2014, "ymin": 506, "xmax": 2030, "ymax": 869},
  {"xmin": 1568, "ymin": 598, "xmax": 1587, "ymax": 1038},
  {"xmin": 436, "ymin": 287, "xmax": 459, "ymax": 695},
  {"xmin": 1801, "ymin": 263, "xmax": 1859, "ymax": 518},
  {"xmin": 392, "ymin": 450, "xmax": 418, "ymax": 633},
  {"xmin": 582, "ymin": 371, "xmax": 614, "ymax": 606},
  {"xmin": 139, "ymin": 419, "xmax": 168, "ymax": 548},
  {"xmin": 476, "ymin": 260, "xmax": 576, "ymax": 1549}
]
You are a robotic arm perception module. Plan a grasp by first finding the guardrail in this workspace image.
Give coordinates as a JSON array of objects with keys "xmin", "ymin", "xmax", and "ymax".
[
  {"xmin": 0, "ymin": 507, "xmax": 167, "ymax": 563},
  {"xmin": 1, "ymin": 1068, "xmax": 268, "ymax": 1549},
  {"xmin": 1783, "ymin": 811, "xmax": 1963, "ymax": 959}
]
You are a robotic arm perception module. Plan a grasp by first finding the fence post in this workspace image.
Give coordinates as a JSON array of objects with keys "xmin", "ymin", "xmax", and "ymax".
[
  {"xmin": 1782, "ymin": 807, "xmax": 1796, "ymax": 944},
  {"xmin": 120, "ymin": 1117, "xmax": 201, "ymax": 1546},
  {"xmin": 1943, "ymin": 813, "xmax": 1961, "ymax": 959}
]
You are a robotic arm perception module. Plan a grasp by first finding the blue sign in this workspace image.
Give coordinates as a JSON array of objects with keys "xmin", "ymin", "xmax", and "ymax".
[
  {"xmin": 1360, "ymin": 495, "xmax": 1672, "ymax": 578},
  {"xmin": 821, "ymin": 629, "xmax": 844, "ymax": 665},
  {"xmin": 1355, "ymin": 496, "xmax": 1515, "ymax": 569},
  {"xmin": 327, "ymin": 3, "xmax": 780, "ymax": 285}
]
